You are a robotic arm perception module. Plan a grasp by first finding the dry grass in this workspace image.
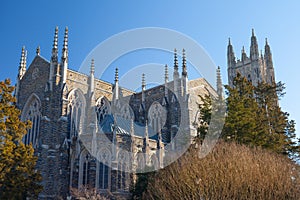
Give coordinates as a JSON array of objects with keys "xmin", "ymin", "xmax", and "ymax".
[{"xmin": 142, "ymin": 141, "xmax": 300, "ymax": 200}]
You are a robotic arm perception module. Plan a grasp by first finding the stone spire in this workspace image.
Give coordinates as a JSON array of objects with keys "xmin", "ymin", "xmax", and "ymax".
[
  {"xmin": 173, "ymin": 48, "xmax": 179, "ymax": 73},
  {"xmin": 62, "ymin": 27, "xmax": 68, "ymax": 60},
  {"xmin": 164, "ymin": 64, "xmax": 169, "ymax": 100},
  {"xmin": 142, "ymin": 73, "xmax": 146, "ymax": 103},
  {"xmin": 164, "ymin": 64, "xmax": 169, "ymax": 83},
  {"xmin": 89, "ymin": 59, "xmax": 95, "ymax": 97},
  {"xmin": 250, "ymin": 28, "xmax": 259, "ymax": 60},
  {"xmin": 181, "ymin": 49, "xmax": 188, "ymax": 98},
  {"xmin": 36, "ymin": 46, "xmax": 40, "ymax": 56},
  {"xmin": 216, "ymin": 66, "xmax": 223, "ymax": 98},
  {"xmin": 18, "ymin": 46, "xmax": 27, "ymax": 80},
  {"xmin": 182, "ymin": 49, "xmax": 187, "ymax": 77},
  {"xmin": 51, "ymin": 26, "xmax": 59, "ymax": 62},
  {"xmin": 227, "ymin": 38, "xmax": 235, "ymax": 68},
  {"xmin": 241, "ymin": 46, "xmax": 247, "ymax": 62},
  {"xmin": 173, "ymin": 48, "xmax": 180, "ymax": 97},
  {"xmin": 113, "ymin": 68, "xmax": 119, "ymax": 101},
  {"xmin": 49, "ymin": 27, "xmax": 59, "ymax": 90},
  {"xmin": 264, "ymin": 38, "xmax": 275, "ymax": 84},
  {"xmin": 61, "ymin": 27, "xmax": 68, "ymax": 84}
]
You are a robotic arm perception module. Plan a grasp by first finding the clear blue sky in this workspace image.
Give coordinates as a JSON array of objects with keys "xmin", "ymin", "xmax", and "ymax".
[{"xmin": 1, "ymin": 1, "xmax": 300, "ymax": 136}]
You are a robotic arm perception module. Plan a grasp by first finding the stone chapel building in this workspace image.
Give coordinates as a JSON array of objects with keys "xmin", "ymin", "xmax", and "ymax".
[{"xmin": 15, "ymin": 27, "xmax": 220, "ymax": 199}]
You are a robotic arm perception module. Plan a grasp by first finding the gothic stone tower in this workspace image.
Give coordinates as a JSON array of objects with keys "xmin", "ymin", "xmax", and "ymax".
[{"xmin": 227, "ymin": 29, "xmax": 276, "ymax": 87}]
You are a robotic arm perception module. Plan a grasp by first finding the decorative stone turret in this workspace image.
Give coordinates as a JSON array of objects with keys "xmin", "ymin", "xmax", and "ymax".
[
  {"xmin": 181, "ymin": 49, "xmax": 188, "ymax": 98},
  {"xmin": 18, "ymin": 46, "xmax": 27, "ymax": 80},
  {"xmin": 89, "ymin": 59, "xmax": 95, "ymax": 97},
  {"xmin": 49, "ymin": 26, "xmax": 59, "ymax": 90},
  {"xmin": 173, "ymin": 48, "xmax": 180, "ymax": 97},
  {"xmin": 164, "ymin": 64, "xmax": 169, "ymax": 101},
  {"xmin": 250, "ymin": 29, "xmax": 259, "ymax": 61},
  {"xmin": 15, "ymin": 46, "xmax": 27, "ymax": 99},
  {"xmin": 112, "ymin": 68, "xmax": 119, "ymax": 103},
  {"xmin": 216, "ymin": 66, "xmax": 223, "ymax": 98},
  {"xmin": 264, "ymin": 38, "xmax": 275, "ymax": 84},
  {"xmin": 141, "ymin": 73, "xmax": 146, "ymax": 103},
  {"xmin": 61, "ymin": 27, "xmax": 68, "ymax": 84}
]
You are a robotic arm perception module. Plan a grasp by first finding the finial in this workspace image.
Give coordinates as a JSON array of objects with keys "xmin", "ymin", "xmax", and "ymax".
[
  {"xmin": 24, "ymin": 50, "xmax": 27, "ymax": 68},
  {"xmin": 252, "ymin": 28, "xmax": 255, "ymax": 37},
  {"xmin": 90, "ymin": 59, "xmax": 95, "ymax": 75},
  {"xmin": 265, "ymin": 38, "xmax": 268, "ymax": 45},
  {"xmin": 174, "ymin": 48, "xmax": 178, "ymax": 70},
  {"xmin": 36, "ymin": 46, "xmax": 40, "ymax": 56},
  {"xmin": 18, "ymin": 46, "xmax": 27, "ymax": 79},
  {"xmin": 63, "ymin": 27, "xmax": 68, "ymax": 49},
  {"xmin": 182, "ymin": 48, "xmax": 187, "ymax": 76},
  {"xmin": 216, "ymin": 66, "xmax": 223, "ymax": 98},
  {"xmin": 242, "ymin": 46, "xmax": 245, "ymax": 53},
  {"xmin": 182, "ymin": 48, "xmax": 186, "ymax": 65},
  {"xmin": 164, "ymin": 64, "xmax": 169, "ymax": 82},
  {"xmin": 20, "ymin": 46, "xmax": 25, "ymax": 66},
  {"xmin": 114, "ymin": 67, "xmax": 119, "ymax": 82},
  {"xmin": 142, "ymin": 73, "xmax": 146, "ymax": 90},
  {"xmin": 53, "ymin": 26, "xmax": 58, "ymax": 49},
  {"xmin": 228, "ymin": 37, "xmax": 231, "ymax": 45}
]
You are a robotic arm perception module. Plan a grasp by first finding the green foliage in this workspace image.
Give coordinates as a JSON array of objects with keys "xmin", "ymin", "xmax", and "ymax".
[
  {"xmin": 222, "ymin": 74, "xmax": 300, "ymax": 159},
  {"xmin": 0, "ymin": 79, "xmax": 42, "ymax": 199},
  {"xmin": 131, "ymin": 166, "xmax": 156, "ymax": 200},
  {"xmin": 196, "ymin": 94, "xmax": 212, "ymax": 143}
]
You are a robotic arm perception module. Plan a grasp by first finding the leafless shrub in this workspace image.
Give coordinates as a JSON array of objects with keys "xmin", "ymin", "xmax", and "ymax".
[
  {"xmin": 142, "ymin": 141, "xmax": 300, "ymax": 200},
  {"xmin": 70, "ymin": 186, "xmax": 111, "ymax": 200}
]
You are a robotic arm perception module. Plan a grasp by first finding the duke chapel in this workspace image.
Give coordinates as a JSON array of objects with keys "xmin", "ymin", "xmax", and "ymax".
[{"xmin": 14, "ymin": 27, "xmax": 275, "ymax": 199}]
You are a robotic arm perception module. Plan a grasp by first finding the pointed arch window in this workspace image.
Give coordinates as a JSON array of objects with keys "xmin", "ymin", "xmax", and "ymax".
[
  {"xmin": 117, "ymin": 151, "xmax": 129, "ymax": 191},
  {"xmin": 120, "ymin": 104, "xmax": 134, "ymax": 120},
  {"xmin": 22, "ymin": 94, "xmax": 41, "ymax": 148},
  {"xmin": 148, "ymin": 102, "xmax": 166, "ymax": 134},
  {"xmin": 79, "ymin": 151, "xmax": 92, "ymax": 187},
  {"xmin": 68, "ymin": 89, "xmax": 85, "ymax": 137},
  {"xmin": 97, "ymin": 149, "xmax": 111, "ymax": 190},
  {"xmin": 95, "ymin": 97, "xmax": 111, "ymax": 125}
]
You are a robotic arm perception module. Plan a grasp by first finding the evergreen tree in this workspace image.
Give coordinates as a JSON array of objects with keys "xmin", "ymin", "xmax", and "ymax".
[
  {"xmin": 223, "ymin": 73, "xmax": 260, "ymax": 145},
  {"xmin": 0, "ymin": 79, "xmax": 42, "ymax": 199},
  {"xmin": 222, "ymin": 74, "xmax": 300, "ymax": 159}
]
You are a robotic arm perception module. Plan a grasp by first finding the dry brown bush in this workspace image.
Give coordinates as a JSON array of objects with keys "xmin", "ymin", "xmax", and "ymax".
[{"xmin": 142, "ymin": 141, "xmax": 300, "ymax": 200}]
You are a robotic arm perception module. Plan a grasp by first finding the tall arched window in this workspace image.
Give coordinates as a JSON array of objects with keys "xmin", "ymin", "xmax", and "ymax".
[
  {"xmin": 79, "ymin": 150, "xmax": 92, "ymax": 187},
  {"xmin": 148, "ymin": 102, "xmax": 166, "ymax": 134},
  {"xmin": 97, "ymin": 148, "xmax": 111, "ymax": 190},
  {"xmin": 117, "ymin": 150, "xmax": 129, "ymax": 191},
  {"xmin": 22, "ymin": 94, "xmax": 41, "ymax": 148},
  {"xmin": 95, "ymin": 97, "xmax": 111, "ymax": 125},
  {"xmin": 68, "ymin": 89, "xmax": 85, "ymax": 137}
]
